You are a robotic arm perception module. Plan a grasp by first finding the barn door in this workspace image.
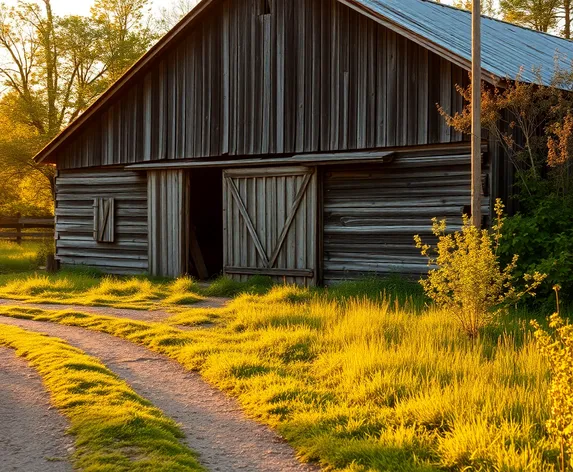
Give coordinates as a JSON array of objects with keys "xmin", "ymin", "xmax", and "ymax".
[{"xmin": 223, "ymin": 166, "xmax": 317, "ymax": 285}]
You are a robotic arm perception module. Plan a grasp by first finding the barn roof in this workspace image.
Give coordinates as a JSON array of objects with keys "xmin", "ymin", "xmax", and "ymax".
[
  {"xmin": 35, "ymin": 0, "xmax": 573, "ymax": 164},
  {"xmin": 344, "ymin": 0, "xmax": 573, "ymax": 86}
]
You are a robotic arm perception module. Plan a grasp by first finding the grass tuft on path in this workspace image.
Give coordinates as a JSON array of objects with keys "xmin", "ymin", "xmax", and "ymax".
[
  {"xmin": 0, "ymin": 283, "xmax": 559, "ymax": 471},
  {"xmin": 0, "ymin": 272, "xmax": 207, "ymax": 310},
  {"xmin": 0, "ymin": 323, "xmax": 204, "ymax": 472}
]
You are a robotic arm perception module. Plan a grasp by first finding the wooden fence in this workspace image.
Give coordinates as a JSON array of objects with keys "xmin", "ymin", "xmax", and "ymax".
[{"xmin": 0, "ymin": 214, "xmax": 54, "ymax": 243}]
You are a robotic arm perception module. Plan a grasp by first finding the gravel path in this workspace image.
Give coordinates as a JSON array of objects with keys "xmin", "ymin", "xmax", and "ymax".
[
  {"xmin": 0, "ymin": 317, "xmax": 318, "ymax": 472},
  {"xmin": 0, "ymin": 297, "xmax": 229, "ymax": 322},
  {"xmin": 0, "ymin": 347, "xmax": 73, "ymax": 472}
]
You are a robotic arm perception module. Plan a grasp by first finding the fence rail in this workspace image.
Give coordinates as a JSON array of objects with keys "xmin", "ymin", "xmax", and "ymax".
[{"xmin": 0, "ymin": 215, "xmax": 54, "ymax": 243}]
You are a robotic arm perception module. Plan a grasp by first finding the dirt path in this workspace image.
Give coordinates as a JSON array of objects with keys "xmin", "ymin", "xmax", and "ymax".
[
  {"xmin": 0, "ymin": 297, "xmax": 229, "ymax": 322},
  {"xmin": 0, "ymin": 317, "xmax": 318, "ymax": 472},
  {"xmin": 0, "ymin": 347, "xmax": 73, "ymax": 472}
]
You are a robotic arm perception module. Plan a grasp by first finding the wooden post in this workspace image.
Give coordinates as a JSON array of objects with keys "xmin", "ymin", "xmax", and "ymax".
[
  {"xmin": 15, "ymin": 212, "xmax": 22, "ymax": 245},
  {"xmin": 472, "ymin": 0, "xmax": 482, "ymax": 228}
]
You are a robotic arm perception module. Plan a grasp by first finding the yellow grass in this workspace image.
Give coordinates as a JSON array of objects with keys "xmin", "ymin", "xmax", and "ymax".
[
  {"xmin": 0, "ymin": 284, "xmax": 558, "ymax": 471},
  {"xmin": 0, "ymin": 273, "xmax": 205, "ymax": 310}
]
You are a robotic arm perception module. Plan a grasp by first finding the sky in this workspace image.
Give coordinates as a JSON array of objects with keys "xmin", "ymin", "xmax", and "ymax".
[
  {"xmin": 1, "ymin": 0, "xmax": 461, "ymax": 17},
  {"xmin": 3, "ymin": 0, "xmax": 92, "ymax": 15},
  {"xmin": 1, "ymin": 0, "xmax": 187, "ymax": 17}
]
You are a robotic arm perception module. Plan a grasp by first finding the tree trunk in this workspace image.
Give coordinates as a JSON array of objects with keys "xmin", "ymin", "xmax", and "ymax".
[
  {"xmin": 41, "ymin": 0, "xmax": 59, "ymax": 138},
  {"xmin": 565, "ymin": 0, "xmax": 571, "ymax": 39}
]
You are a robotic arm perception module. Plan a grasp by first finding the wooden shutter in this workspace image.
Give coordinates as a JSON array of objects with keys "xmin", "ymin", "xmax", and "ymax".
[{"xmin": 93, "ymin": 197, "xmax": 115, "ymax": 243}]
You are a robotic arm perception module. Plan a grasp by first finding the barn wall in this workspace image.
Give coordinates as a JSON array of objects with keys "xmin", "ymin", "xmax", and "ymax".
[
  {"xmin": 322, "ymin": 146, "xmax": 490, "ymax": 284},
  {"xmin": 147, "ymin": 170, "xmax": 190, "ymax": 278},
  {"xmin": 55, "ymin": 168, "xmax": 148, "ymax": 274},
  {"xmin": 57, "ymin": 0, "xmax": 469, "ymax": 170}
]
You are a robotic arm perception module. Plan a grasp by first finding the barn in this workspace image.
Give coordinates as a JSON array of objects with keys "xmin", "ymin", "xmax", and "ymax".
[{"xmin": 34, "ymin": 0, "xmax": 573, "ymax": 285}]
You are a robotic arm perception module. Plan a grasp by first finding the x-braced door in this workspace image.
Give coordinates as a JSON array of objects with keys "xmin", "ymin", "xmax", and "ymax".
[{"xmin": 223, "ymin": 166, "xmax": 317, "ymax": 285}]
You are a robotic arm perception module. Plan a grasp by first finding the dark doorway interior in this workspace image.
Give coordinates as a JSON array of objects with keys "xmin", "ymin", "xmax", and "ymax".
[{"xmin": 189, "ymin": 168, "xmax": 223, "ymax": 279}]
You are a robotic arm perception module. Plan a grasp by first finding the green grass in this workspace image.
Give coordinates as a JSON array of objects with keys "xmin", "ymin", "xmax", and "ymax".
[
  {"xmin": 0, "ymin": 241, "xmax": 46, "ymax": 273},
  {"xmin": 0, "ymin": 284, "xmax": 559, "ymax": 471},
  {"xmin": 0, "ymin": 323, "xmax": 203, "ymax": 471}
]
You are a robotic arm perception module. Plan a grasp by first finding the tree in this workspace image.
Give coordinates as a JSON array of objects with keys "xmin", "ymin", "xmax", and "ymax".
[
  {"xmin": 560, "ymin": 0, "xmax": 572, "ymax": 38},
  {"xmin": 499, "ymin": 0, "xmax": 562, "ymax": 32},
  {"xmin": 154, "ymin": 0, "xmax": 198, "ymax": 36},
  {"xmin": 0, "ymin": 95, "xmax": 52, "ymax": 216},
  {"xmin": 451, "ymin": 0, "xmax": 498, "ymax": 17},
  {"xmin": 0, "ymin": 0, "xmax": 155, "ymax": 207}
]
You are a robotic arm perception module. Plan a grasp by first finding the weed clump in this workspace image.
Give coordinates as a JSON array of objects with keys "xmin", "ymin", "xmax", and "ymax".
[
  {"xmin": 533, "ymin": 286, "xmax": 573, "ymax": 472},
  {"xmin": 415, "ymin": 200, "xmax": 546, "ymax": 337}
]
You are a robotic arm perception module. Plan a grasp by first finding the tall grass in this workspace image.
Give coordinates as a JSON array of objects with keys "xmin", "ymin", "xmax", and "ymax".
[
  {"xmin": 0, "ymin": 283, "xmax": 558, "ymax": 471},
  {"xmin": 176, "ymin": 287, "xmax": 556, "ymax": 470}
]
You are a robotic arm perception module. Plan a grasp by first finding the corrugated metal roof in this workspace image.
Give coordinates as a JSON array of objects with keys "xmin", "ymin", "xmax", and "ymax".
[{"xmin": 351, "ymin": 0, "xmax": 573, "ymax": 86}]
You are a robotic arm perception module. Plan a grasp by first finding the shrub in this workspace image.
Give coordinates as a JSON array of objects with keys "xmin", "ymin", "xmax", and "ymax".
[
  {"xmin": 415, "ymin": 200, "xmax": 545, "ymax": 338},
  {"xmin": 532, "ymin": 286, "xmax": 573, "ymax": 472},
  {"xmin": 499, "ymin": 195, "xmax": 573, "ymax": 308}
]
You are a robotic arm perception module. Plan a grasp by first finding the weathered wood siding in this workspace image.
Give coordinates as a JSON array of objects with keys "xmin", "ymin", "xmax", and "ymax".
[
  {"xmin": 55, "ymin": 169, "xmax": 148, "ymax": 274},
  {"xmin": 148, "ymin": 170, "xmax": 190, "ymax": 277},
  {"xmin": 223, "ymin": 167, "xmax": 317, "ymax": 285},
  {"xmin": 322, "ymin": 147, "xmax": 490, "ymax": 284},
  {"xmin": 56, "ymin": 0, "xmax": 469, "ymax": 170}
]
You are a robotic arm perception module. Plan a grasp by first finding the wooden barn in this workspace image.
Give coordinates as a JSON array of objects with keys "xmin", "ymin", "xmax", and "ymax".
[{"xmin": 34, "ymin": 0, "xmax": 573, "ymax": 285}]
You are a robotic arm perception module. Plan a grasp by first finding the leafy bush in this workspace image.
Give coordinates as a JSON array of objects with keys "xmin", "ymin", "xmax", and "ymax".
[
  {"xmin": 499, "ymin": 195, "xmax": 573, "ymax": 308},
  {"xmin": 532, "ymin": 287, "xmax": 573, "ymax": 472},
  {"xmin": 415, "ymin": 200, "xmax": 545, "ymax": 337}
]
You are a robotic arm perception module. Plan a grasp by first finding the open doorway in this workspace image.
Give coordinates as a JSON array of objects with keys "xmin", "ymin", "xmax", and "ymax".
[{"xmin": 188, "ymin": 168, "xmax": 223, "ymax": 279}]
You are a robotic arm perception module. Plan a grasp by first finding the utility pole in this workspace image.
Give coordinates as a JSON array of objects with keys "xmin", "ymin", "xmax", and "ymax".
[{"xmin": 472, "ymin": 0, "xmax": 482, "ymax": 227}]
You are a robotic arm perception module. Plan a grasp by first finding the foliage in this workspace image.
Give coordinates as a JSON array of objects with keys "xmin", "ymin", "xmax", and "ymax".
[
  {"xmin": 0, "ymin": 283, "xmax": 560, "ymax": 471},
  {"xmin": 0, "ymin": 0, "xmax": 156, "ymax": 213},
  {"xmin": 500, "ymin": 0, "xmax": 562, "ymax": 33},
  {"xmin": 415, "ymin": 200, "xmax": 545, "ymax": 337},
  {"xmin": 444, "ymin": 0, "xmax": 572, "ymax": 38},
  {"xmin": 0, "ymin": 103, "xmax": 53, "ymax": 216},
  {"xmin": 442, "ymin": 69, "xmax": 573, "ymax": 309},
  {"xmin": 439, "ymin": 73, "xmax": 564, "ymax": 199},
  {"xmin": 450, "ymin": 0, "xmax": 498, "ymax": 16},
  {"xmin": 499, "ymin": 195, "xmax": 573, "ymax": 307},
  {"xmin": 532, "ymin": 287, "xmax": 573, "ymax": 472},
  {"xmin": 0, "ymin": 323, "xmax": 203, "ymax": 471}
]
